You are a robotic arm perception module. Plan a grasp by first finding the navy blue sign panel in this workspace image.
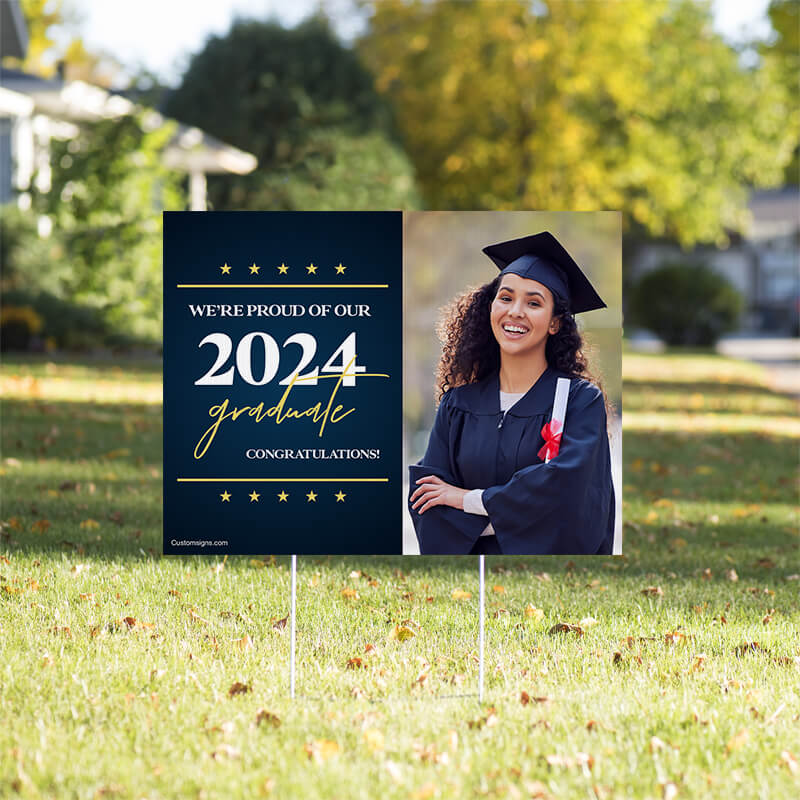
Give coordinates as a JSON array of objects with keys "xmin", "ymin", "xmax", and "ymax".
[{"xmin": 163, "ymin": 212, "xmax": 403, "ymax": 555}]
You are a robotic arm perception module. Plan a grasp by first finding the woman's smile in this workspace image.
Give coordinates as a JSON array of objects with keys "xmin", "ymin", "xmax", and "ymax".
[
  {"xmin": 490, "ymin": 273, "xmax": 558, "ymax": 355},
  {"xmin": 500, "ymin": 322, "xmax": 529, "ymax": 339}
]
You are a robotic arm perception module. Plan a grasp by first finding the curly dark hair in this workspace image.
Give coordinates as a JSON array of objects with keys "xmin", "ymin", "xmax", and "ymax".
[{"xmin": 435, "ymin": 276, "xmax": 608, "ymax": 408}]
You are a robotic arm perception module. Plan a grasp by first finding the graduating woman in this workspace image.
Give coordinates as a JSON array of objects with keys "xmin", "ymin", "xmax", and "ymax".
[{"xmin": 408, "ymin": 231, "xmax": 615, "ymax": 555}]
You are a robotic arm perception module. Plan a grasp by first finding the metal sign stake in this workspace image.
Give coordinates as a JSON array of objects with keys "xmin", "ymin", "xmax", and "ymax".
[
  {"xmin": 478, "ymin": 553, "xmax": 485, "ymax": 703},
  {"xmin": 290, "ymin": 554, "xmax": 297, "ymax": 699}
]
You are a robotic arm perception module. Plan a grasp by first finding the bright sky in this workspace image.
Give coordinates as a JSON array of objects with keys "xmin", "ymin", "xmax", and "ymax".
[{"xmin": 73, "ymin": 0, "xmax": 774, "ymax": 85}]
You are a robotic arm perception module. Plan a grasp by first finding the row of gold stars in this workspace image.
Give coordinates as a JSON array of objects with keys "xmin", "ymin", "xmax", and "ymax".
[
  {"xmin": 220, "ymin": 489, "xmax": 346, "ymax": 503},
  {"xmin": 219, "ymin": 262, "xmax": 347, "ymax": 276}
]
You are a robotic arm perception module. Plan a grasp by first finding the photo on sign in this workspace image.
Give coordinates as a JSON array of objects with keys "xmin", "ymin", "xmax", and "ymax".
[{"xmin": 403, "ymin": 212, "xmax": 622, "ymax": 555}]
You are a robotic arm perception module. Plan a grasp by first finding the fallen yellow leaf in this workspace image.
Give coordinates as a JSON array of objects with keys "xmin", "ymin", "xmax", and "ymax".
[
  {"xmin": 524, "ymin": 604, "xmax": 544, "ymax": 620},
  {"xmin": 304, "ymin": 739, "xmax": 340, "ymax": 763},
  {"xmin": 389, "ymin": 625, "xmax": 415, "ymax": 642},
  {"xmin": 362, "ymin": 729, "xmax": 384, "ymax": 752},
  {"xmin": 725, "ymin": 728, "xmax": 749, "ymax": 753},
  {"xmin": 411, "ymin": 782, "xmax": 437, "ymax": 800}
]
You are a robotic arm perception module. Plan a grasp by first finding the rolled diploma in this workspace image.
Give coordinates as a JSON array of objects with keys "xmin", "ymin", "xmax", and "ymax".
[{"xmin": 545, "ymin": 378, "xmax": 571, "ymax": 464}]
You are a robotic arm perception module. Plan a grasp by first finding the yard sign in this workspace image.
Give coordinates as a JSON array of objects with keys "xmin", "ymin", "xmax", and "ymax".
[{"xmin": 163, "ymin": 212, "xmax": 403, "ymax": 555}]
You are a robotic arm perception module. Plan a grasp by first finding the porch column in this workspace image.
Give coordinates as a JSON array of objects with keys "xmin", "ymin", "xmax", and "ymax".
[{"xmin": 189, "ymin": 169, "xmax": 207, "ymax": 211}]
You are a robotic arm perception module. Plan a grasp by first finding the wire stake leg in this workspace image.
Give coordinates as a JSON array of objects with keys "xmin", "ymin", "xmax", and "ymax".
[
  {"xmin": 290, "ymin": 554, "xmax": 297, "ymax": 699},
  {"xmin": 478, "ymin": 553, "xmax": 485, "ymax": 703}
]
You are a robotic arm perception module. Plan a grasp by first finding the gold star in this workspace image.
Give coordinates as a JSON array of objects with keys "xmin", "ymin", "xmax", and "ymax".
[
  {"xmin": 249, "ymin": 490, "xmax": 260, "ymax": 502},
  {"xmin": 249, "ymin": 263, "xmax": 260, "ymax": 275},
  {"xmin": 220, "ymin": 490, "xmax": 231, "ymax": 502},
  {"xmin": 306, "ymin": 490, "xmax": 318, "ymax": 503},
  {"xmin": 306, "ymin": 263, "xmax": 317, "ymax": 274},
  {"xmin": 335, "ymin": 263, "xmax": 346, "ymax": 275},
  {"xmin": 335, "ymin": 490, "xmax": 346, "ymax": 502},
  {"xmin": 220, "ymin": 263, "xmax": 231, "ymax": 275},
  {"xmin": 277, "ymin": 263, "xmax": 289, "ymax": 274},
  {"xmin": 277, "ymin": 490, "xmax": 289, "ymax": 502}
]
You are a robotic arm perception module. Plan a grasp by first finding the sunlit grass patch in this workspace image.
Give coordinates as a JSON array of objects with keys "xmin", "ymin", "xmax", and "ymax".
[
  {"xmin": 623, "ymin": 412, "xmax": 800, "ymax": 436},
  {"xmin": 1, "ymin": 356, "xmax": 162, "ymax": 403},
  {"xmin": 622, "ymin": 351, "xmax": 771, "ymax": 386},
  {"xmin": 622, "ymin": 383, "xmax": 796, "ymax": 416}
]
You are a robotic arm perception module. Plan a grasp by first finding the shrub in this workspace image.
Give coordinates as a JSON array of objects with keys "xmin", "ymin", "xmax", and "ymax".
[
  {"xmin": 0, "ymin": 305, "xmax": 44, "ymax": 351},
  {"xmin": 0, "ymin": 288, "xmax": 115, "ymax": 351},
  {"xmin": 628, "ymin": 261, "xmax": 743, "ymax": 347}
]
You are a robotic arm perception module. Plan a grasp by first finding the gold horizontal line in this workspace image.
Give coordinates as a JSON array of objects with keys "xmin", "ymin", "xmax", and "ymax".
[
  {"xmin": 176, "ymin": 284, "xmax": 389, "ymax": 289},
  {"xmin": 177, "ymin": 477, "xmax": 389, "ymax": 483}
]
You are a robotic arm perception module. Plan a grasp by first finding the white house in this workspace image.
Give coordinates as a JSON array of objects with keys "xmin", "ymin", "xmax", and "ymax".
[{"xmin": 0, "ymin": 1, "xmax": 256, "ymax": 213}]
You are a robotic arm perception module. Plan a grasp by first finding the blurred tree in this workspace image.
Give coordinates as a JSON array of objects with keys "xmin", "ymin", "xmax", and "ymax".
[
  {"xmin": 164, "ymin": 16, "xmax": 419, "ymax": 210},
  {"xmin": 28, "ymin": 114, "xmax": 182, "ymax": 343},
  {"xmin": 762, "ymin": 0, "xmax": 799, "ymax": 184},
  {"xmin": 358, "ymin": 0, "xmax": 795, "ymax": 246},
  {"xmin": 2, "ymin": 0, "xmax": 65, "ymax": 76},
  {"xmin": 2, "ymin": 0, "xmax": 124, "ymax": 87}
]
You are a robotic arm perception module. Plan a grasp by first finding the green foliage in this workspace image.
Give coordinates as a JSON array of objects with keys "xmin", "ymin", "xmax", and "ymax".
[
  {"xmin": 762, "ymin": 0, "xmax": 800, "ymax": 184},
  {"xmin": 0, "ymin": 204, "xmax": 54, "ymax": 286},
  {"xmin": 358, "ymin": 0, "xmax": 795, "ymax": 245},
  {"xmin": 165, "ymin": 17, "xmax": 419, "ymax": 210},
  {"xmin": 255, "ymin": 130, "xmax": 418, "ymax": 210},
  {"xmin": 1, "ymin": 206, "xmax": 111, "ymax": 350},
  {"xmin": 29, "ymin": 113, "xmax": 182, "ymax": 343},
  {"xmin": 628, "ymin": 262, "xmax": 743, "ymax": 346}
]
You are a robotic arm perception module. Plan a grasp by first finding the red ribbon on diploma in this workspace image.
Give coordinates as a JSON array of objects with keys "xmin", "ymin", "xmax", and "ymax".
[{"xmin": 538, "ymin": 419, "xmax": 563, "ymax": 462}]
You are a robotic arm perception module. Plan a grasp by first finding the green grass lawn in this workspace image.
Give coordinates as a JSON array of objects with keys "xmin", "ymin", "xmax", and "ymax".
[{"xmin": 1, "ymin": 353, "xmax": 798, "ymax": 799}]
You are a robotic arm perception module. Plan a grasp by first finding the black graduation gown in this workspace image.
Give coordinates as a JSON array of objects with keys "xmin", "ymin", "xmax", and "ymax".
[{"xmin": 408, "ymin": 367, "xmax": 615, "ymax": 555}]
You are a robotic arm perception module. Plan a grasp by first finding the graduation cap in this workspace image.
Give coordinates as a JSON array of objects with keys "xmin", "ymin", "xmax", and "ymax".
[{"xmin": 482, "ymin": 231, "xmax": 606, "ymax": 314}]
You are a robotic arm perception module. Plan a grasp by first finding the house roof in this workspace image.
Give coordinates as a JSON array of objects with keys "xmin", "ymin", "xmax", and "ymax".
[
  {"xmin": 0, "ymin": 67, "xmax": 257, "ymax": 176},
  {"xmin": 0, "ymin": 1, "xmax": 28, "ymax": 60}
]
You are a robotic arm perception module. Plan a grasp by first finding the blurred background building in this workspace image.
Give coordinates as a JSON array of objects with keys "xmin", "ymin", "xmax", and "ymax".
[{"xmin": 629, "ymin": 187, "xmax": 799, "ymax": 335}]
